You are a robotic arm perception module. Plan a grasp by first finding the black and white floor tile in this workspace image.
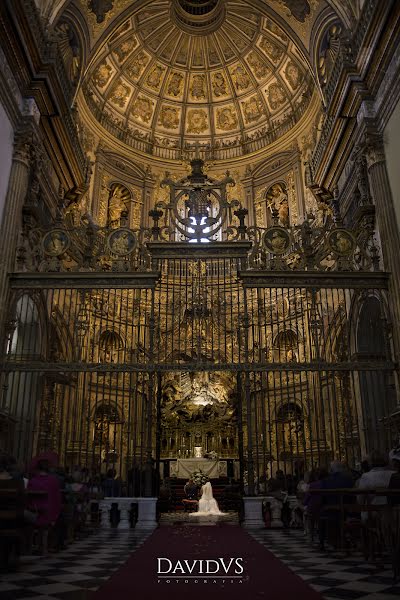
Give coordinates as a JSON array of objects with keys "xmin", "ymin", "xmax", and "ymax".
[
  {"xmin": 3, "ymin": 526, "xmax": 400, "ymax": 600},
  {"xmin": 0, "ymin": 529, "xmax": 151, "ymax": 600},
  {"xmin": 250, "ymin": 529, "xmax": 400, "ymax": 600}
]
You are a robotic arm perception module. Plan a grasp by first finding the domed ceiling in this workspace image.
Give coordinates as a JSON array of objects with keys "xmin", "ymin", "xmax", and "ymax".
[{"xmin": 82, "ymin": 0, "xmax": 316, "ymax": 161}]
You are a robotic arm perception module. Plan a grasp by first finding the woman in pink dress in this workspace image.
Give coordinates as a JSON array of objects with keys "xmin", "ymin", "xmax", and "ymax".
[{"xmin": 27, "ymin": 459, "xmax": 62, "ymax": 527}]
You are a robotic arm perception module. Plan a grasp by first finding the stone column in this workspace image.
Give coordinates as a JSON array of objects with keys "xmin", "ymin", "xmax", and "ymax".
[
  {"xmin": 365, "ymin": 135, "xmax": 400, "ymax": 355},
  {"xmin": 0, "ymin": 123, "xmax": 37, "ymax": 338}
]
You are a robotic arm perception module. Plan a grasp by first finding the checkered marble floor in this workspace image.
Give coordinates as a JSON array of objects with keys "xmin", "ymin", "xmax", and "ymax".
[
  {"xmin": 0, "ymin": 529, "xmax": 151, "ymax": 600},
  {"xmin": 250, "ymin": 529, "xmax": 400, "ymax": 600}
]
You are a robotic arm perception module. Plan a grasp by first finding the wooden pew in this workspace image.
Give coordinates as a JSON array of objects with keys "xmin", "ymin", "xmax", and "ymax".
[{"xmin": 0, "ymin": 479, "xmax": 26, "ymax": 571}]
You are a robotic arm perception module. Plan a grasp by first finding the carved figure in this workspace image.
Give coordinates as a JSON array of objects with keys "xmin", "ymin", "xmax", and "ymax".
[
  {"xmin": 159, "ymin": 106, "xmax": 180, "ymax": 129},
  {"xmin": 131, "ymin": 96, "xmax": 153, "ymax": 123},
  {"xmin": 126, "ymin": 52, "xmax": 148, "ymax": 80},
  {"xmin": 267, "ymin": 83, "xmax": 286, "ymax": 110},
  {"xmin": 167, "ymin": 72, "xmax": 183, "ymax": 97},
  {"xmin": 146, "ymin": 65, "xmax": 164, "ymax": 90},
  {"xmin": 109, "ymin": 82, "xmax": 131, "ymax": 107},
  {"xmin": 242, "ymin": 95, "xmax": 264, "ymax": 123},
  {"xmin": 187, "ymin": 109, "xmax": 208, "ymax": 134},
  {"xmin": 260, "ymin": 37, "xmax": 284, "ymax": 64},
  {"xmin": 191, "ymin": 75, "xmax": 206, "ymax": 100},
  {"xmin": 247, "ymin": 52, "xmax": 271, "ymax": 79},
  {"xmin": 231, "ymin": 65, "xmax": 250, "ymax": 91},
  {"xmin": 93, "ymin": 62, "xmax": 112, "ymax": 87},
  {"xmin": 285, "ymin": 62, "xmax": 301, "ymax": 89},
  {"xmin": 212, "ymin": 72, "xmax": 227, "ymax": 97},
  {"xmin": 113, "ymin": 36, "xmax": 137, "ymax": 62},
  {"xmin": 216, "ymin": 107, "xmax": 238, "ymax": 131},
  {"xmin": 108, "ymin": 186, "xmax": 129, "ymax": 225}
]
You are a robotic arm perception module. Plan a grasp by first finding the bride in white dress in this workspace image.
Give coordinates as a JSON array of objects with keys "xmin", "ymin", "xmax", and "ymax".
[{"xmin": 192, "ymin": 481, "xmax": 224, "ymax": 515}]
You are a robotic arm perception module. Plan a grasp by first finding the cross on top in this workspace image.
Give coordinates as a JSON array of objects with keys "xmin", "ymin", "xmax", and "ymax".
[{"xmin": 188, "ymin": 141, "xmax": 209, "ymax": 159}]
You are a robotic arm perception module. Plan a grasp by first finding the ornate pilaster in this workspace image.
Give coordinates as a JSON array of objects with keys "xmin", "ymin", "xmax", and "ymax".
[
  {"xmin": 364, "ymin": 133, "xmax": 400, "ymax": 354},
  {"xmin": 142, "ymin": 167, "xmax": 156, "ymax": 228},
  {"xmin": 241, "ymin": 167, "xmax": 255, "ymax": 228},
  {"xmin": 0, "ymin": 120, "xmax": 38, "ymax": 336}
]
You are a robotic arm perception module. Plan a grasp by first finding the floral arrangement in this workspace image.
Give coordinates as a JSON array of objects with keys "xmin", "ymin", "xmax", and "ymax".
[
  {"xmin": 191, "ymin": 469, "xmax": 210, "ymax": 487},
  {"xmin": 205, "ymin": 450, "xmax": 218, "ymax": 460}
]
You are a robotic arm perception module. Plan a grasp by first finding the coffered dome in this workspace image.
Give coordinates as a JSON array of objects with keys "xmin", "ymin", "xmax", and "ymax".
[{"xmin": 81, "ymin": 0, "xmax": 315, "ymax": 162}]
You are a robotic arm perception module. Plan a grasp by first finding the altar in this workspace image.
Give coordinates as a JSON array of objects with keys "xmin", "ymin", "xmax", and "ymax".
[{"xmin": 170, "ymin": 458, "xmax": 227, "ymax": 479}]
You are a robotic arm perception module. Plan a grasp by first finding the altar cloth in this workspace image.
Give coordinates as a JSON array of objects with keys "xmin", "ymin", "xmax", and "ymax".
[{"xmin": 170, "ymin": 458, "xmax": 227, "ymax": 478}]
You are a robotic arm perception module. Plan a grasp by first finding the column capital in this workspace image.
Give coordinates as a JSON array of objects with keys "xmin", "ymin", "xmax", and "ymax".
[
  {"xmin": 363, "ymin": 133, "xmax": 386, "ymax": 170},
  {"xmin": 13, "ymin": 125, "xmax": 38, "ymax": 167}
]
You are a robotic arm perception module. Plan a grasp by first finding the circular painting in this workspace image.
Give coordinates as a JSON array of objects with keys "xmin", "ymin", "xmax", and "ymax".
[
  {"xmin": 327, "ymin": 229, "xmax": 356, "ymax": 256},
  {"xmin": 263, "ymin": 226, "xmax": 291, "ymax": 255},
  {"xmin": 42, "ymin": 229, "xmax": 70, "ymax": 256},
  {"xmin": 107, "ymin": 228, "xmax": 137, "ymax": 256}
]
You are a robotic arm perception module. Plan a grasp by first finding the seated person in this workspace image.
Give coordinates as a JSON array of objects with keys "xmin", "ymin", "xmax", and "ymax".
[
  {"xmin": 184, "ymin": 478, "xmax": 198, "ymax": 500},
  {"xmin": 27, "ymin": 459, "xmax": 62, "ymax": 528},
  {"xmin": 357, "ymin": 450, "xmax": 395, "ymax": 520},
  {"xmin": 319, "ymin": 461, "xmax": 354, "ymax": 550}
]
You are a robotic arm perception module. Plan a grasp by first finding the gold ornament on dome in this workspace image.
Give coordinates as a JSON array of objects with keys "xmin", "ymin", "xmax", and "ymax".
[
  {"xmin": 159, "ymin": 106, "xmax": 180, "ymax": 130},
  {"xmin": 82, "ymin": 0, "xmax": 315, "ymax": 161},
  {"xmin": 216, "ymin": 107, "xmax": 238, "ymax": 131},
  {"xmin": 112, "ymin": 35, "xmax": 137, "ymax": 63},
  {"xmin": 212, "ymin": 72, "xmax": 228, "ymax": 97},
  {"xmin": 167, "ymin": 72, "xmax": 184, "ymax": 97},
  {"xmin": 246, "ymin": 52, "xmax": 272, "ymax": 80},
  {"xmin": 285, "ymin": 62, "xmax": 301, "ymax": 89},
  {"xmin": 242, "ymin": 95, "xmax": 265, "ymax": 123},
  {"xmin": 109, "ymin": 81, "xmax": 131, "ymax": 107},
  {"xmin": 259, "ymin": 37, "xmax": 284, "ymax": 65},
  {"xmin": 125, "ymin": 52, "xmax": 148, "ymax": 80},
  {"xmin": 131, "ymin": 96, "xmax": 153, "ymax": 123},
  {"xmin": 92, "ymin": 62, "xmax": 113, "ymax": 87},
  {"xmin": 230, "ymin": 65, "xmax": 251, "ymax": 91},
  {"xmin": 190, "ymin": 74, "xmax": 206, "ymax": 100},
  {"xmin": 187, "ymin": 109, "xmax": 208, "ymax": 133},
  {"xmin": 146, "ymin": 65, "xmax": 165, "ymax": 90},
  {"xmin": 267, "ymin": 82, "xmax": 287, "ymax": 110}
]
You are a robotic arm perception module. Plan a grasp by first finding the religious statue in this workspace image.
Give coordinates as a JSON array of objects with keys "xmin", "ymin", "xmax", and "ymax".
[
  {"xmin": 267, "ymin": 183, "xmax": 289, "ymax": 226},
  {"xmin": 108, "ymin": 186, "xmax": 129, "ymax": 227}
]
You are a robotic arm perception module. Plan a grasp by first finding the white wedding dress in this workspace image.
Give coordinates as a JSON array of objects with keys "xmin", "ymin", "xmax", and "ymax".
[{"xmin": 191, "ymin": 482, "xmax": 224, "ymax": 516}]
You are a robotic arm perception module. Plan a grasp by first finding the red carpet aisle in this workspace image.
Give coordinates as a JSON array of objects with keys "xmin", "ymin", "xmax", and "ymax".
[{"xmin": 93, "ymin": 525, "xmax": 323, "ymax": 600}]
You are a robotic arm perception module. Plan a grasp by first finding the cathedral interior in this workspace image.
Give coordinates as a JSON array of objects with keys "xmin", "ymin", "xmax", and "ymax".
[{"xmin": 0, "ymin": 0, "xmax": 400, "ymax": 499}]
